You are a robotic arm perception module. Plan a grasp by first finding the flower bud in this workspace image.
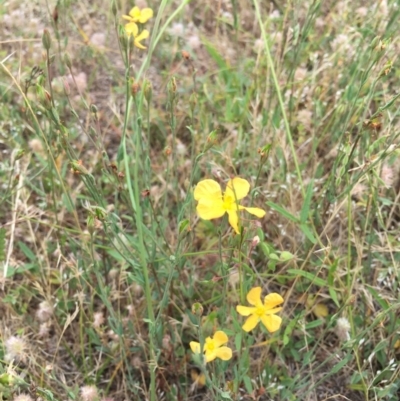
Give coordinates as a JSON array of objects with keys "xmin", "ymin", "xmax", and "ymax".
[
  {"xmin": 53, "ymin": 6, "xmax": 59, "ymax": 24},
  {"xmin": 143, "ymin": 79, "xmax": 152, "ymax": 104},
  {"xmin": 36, "ymin": 85, "xmax": 52, "ymax": 109},
  {"xmin": 189, "ymin": 92, "xmax": 197, "ymax": 114},
  {"xmin": 42, "ymin": 29, "xmax": 52, "ymax": 51},
  {"xmin": 119, "ymin": 31, "xmax": 129, "ymax": 53},
  {"xmin": 70, "ymin": 160, "xmax": 89, "ymax": 175},
  {"xmin": 64, "ymin": 52, "xmax": 72, "ymax": 69},
  {"xmin": 128, "ymin": 33, "xmax": 134, "ymax": 50},
  {"xmin": 251, "ymin": 235, "xmax": 260, "ymax": 247},
  {"xmin": 111, "ymin": 0, "xmax": 117, "ymax": 17},
  {"xmin": 63, "ymin": 78, "xmax": 71, "ymax": 95},
  {"xmin": 191, "ymin": 302, "xmax": 203, "ymax": 317},
  {"xmin": 370, "ymin": 36, "xmax": 380, "ymax": 50},
  {"xmin": 131, "ymin": 81, "xmax": 140, "ymax": 96},
  {"xmin": 206, "ymin": 130, "xmax": 217, "ymax": 145},
  {"xmin": 167, "ymin": 77, "xmax": 177, "ymax": 103},
  {"xmin": 87, "ymin": 214, "xmax": 95, "ymax": 234}
]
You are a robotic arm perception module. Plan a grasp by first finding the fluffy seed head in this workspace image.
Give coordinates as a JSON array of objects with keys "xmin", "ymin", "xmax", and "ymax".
[
  {"xmin": 13, "ymin": 394, "xmax": 33, "ymax": 401},
  {"xmin": 80, "ymin": 385, "xmax": 98, "ymax": 401},
  {"xmin": 5, "ymin": 336, "xmax": 27, "ymax": 362},
  {"xmin": 36, "ymin": 300, "xmax": 53, "ymax": 322},
  {"xmin": 29, "ymin": 139, "xmax": 43, "ymax": 153},
  {"xmin": 336, "ymin": 317, "xmax": 351, "ymax": 341},
  {"xmin": 380, "ymin": 164, "xmax": 395, "ymax": 187},
  {"xmin": 93, "ymin": 312, "xmax": 105, "ymax": 329}
]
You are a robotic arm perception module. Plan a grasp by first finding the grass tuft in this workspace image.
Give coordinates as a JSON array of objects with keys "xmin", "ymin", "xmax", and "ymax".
[{"xmin": 1, "ymin": 1, "xmax": 400, "ymax": 400}]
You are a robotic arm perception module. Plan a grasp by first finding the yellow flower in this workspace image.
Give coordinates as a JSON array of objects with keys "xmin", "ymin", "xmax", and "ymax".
[
  {"xmin": 236, "ymin": 287, "xmax": 283, "ymax": 332},
  {"xmin": 190, "ymin": 331, "xmax": 232, "ymax": 363},
  {"xmin": 122, "ymin": 6, "xmax": 153, "ymax": 24},
  {"xmin": 194, "ymin": 177, "xmax": 266, "ymax": 234},
  {"xmin": 125, "ymin": 23, "xmax": 149, "ymax": 50}
]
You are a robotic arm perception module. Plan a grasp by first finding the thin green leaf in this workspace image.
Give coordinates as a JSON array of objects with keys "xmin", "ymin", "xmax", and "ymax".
[
  {"xmin": 266, "ymin": 201, "xmax": 299, "ymax": 223},
  {"xmin": 300, "ymin": 223, "xmax": 317, "ymax": 243},
  {"xmin": 300, "ymin": 180, "xmax": 314, "ymax": 223},
  {"xmin": 287, "ymin": 269, "xmax": 327, "ymax": 287}
]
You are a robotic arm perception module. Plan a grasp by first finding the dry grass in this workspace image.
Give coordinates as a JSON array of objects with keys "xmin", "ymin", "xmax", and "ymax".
[{"xmin": 1, "ymin": 0, "xmax": 400, "ymax": 400}]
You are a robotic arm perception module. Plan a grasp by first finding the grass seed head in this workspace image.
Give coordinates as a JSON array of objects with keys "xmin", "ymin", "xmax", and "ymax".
[
  {"xmin": 80, "ymin": 385, "xmax": 99, "ymax": 401},
  {"xmin": 36, "ymin": 301, "xmax": 53, "ymax": 322},
  {"xmin": 5, "ymin": 336, "xmax": 28, "ymax": 363},
  {"xmin": 336, "ymin": 317, "xmax": 351, "ymax": 341},
  {"xmin": 13, "ymin": 394, "xmax": 33, "ymax": 401}
]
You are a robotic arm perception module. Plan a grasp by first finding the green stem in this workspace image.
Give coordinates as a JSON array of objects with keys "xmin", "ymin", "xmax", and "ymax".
[
  {"xmin": 122, "ymin": 70, "xmax": 156, "ymax": 401},
  {"xmin": 253, "ymin": 0, "xmax": 304, "ymax": 197}
]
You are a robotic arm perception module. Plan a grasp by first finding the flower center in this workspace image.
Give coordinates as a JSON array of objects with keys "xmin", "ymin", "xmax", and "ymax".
[
  {"xmin": 255, "ymin": 305, "xmax": 266, "ymax": 316},
  {"xmin": 223, "ymin": 195, "xmax": 237, "ymax": 211},
  {"xmin": 205, "ymin": 340, "xmax": 215, "ymax": 352}
]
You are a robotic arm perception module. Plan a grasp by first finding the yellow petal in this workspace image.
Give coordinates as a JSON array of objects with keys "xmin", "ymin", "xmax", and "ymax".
[
  {"xmin": 236, "ymin": 305, "xmax": 255, "ymax": 316},
  {"xmin": 313, "ymin": 303, "xmax": 329, "ymax": 318},
  {"xmin": 190, "ymin": 341, "xmax": 201, "ymax": 354},
  {"xmin": 212, "ymin": 331, "xmax": 228, "ymax": 347},
  {"xmin": 264, "ymin": 293, "xmax": 284, "ymax": 310},
  {"xmin": 243, "ymin": 206, "xmax": 266, "ymax": 218},
  {"xmin": 196, "ymin": 199, "xmax": 225, "ymax": 220},
  {"xmin": 129, "ymin": 6, "xmax": 141, "ymax": 20},
  {"xmin": 247, "ymin": 287, "xmax": 262, "ymax": 306},
  {"xmin": 136, "ymin": 30, "xmax": 149, "ymax": 41},
  {"xmin": 134, "ymin": 40, "xmax": 146, "ymax": 50},
  {"xmin": 125, "ymin": 22, "xmax": 138, "ymax": 36},
  {"xmin": 139, "ymin": 8, "xmax": 153, "ymax": 23},
  {"xmin": 205, "ymin": 351, "xmax": 216, "ymax": 362},
  {"xmin": 134, "ymin": 29, "xmax": 149, "ymax": 49},
  {"xmin": 260, "ymin": 314, "xmax": 282, "ymax": 332},
  {"xmin": 224, "ymin": 177, "xmax": 250, "ymax": 201},
  {"xmin": 194, "ymin": 179, "xmax": 222, "ymax": 201},
  {"xmin": 227, "ymin": 209, "xmax": 239, "ymax": 234},
  {"xmin": 242, "ymin": 314, "xmax": 259, "ymax": 332},
  {"xmin": 122, "ymin": 15, "xmax": 133, "ymax": 21},
  {"xmin": 214, "ymin": 346, "xmax": 232, "ymax": 361}
]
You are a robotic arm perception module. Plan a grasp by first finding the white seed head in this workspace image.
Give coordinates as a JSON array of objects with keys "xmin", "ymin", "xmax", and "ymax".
[
  {"xmin": 187, "ymin": 35, "xmax": 201, "ymax": 50},
  {"xmin": 29, "ymin": 139, "xmax": 43, "ymax": 153},
  {"xmin": 5, "ymin": 336, "xmax": 27, "ymax": 362},
  {"xmin": 336, "ymin": 317, "xmax": 351, "ymax": 341},
  {"xmin": 80, "ymin": 385, "xmax": 98, "ymax": 401},
  {"xmin": 93, "ymin": 312, "xmax": 105, "ymax": 329},
  {"xmin": 380, "ymin": 164, "xmax": 395, "ymax": 188},
  {"xmin": 13, "ymin": 394, "xmax": 33, "ymax": 401},
  {"xmin": 38, "ymin": 322, "xmax": 51, "ymax": 338},
  {"xmin": 228, "ymin": 268, "xmax": 240, "ymax": 289},
  {"xmin": 169, "ymin": 22, "xmax": 184, "ymax": 37},
  {"xmin": 90, "ymin": 33, "xmax": 106, "ymax": 48},
  {"xmin": 36, "ymin": 301, "xmax": 53, "ymax": 322}
]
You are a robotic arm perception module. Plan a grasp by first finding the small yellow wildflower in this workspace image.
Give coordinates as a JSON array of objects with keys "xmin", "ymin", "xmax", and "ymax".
[
  {"xmin": 125, "ymin": 23, "xmax": 149, "ymax": 50},
  {"xmin": 194, "ymin": 177, "xmax": 266, "ymax": 234},
  {"xmin": 236, "ymin": 287, "xmax": 283, "ymax": 332},
  {"xmin": 122, "ymin": 6, "xmax": 153, "ymax": 24},
  {"xmin": 190, "ymin": 331, "xmax": 232, "ymax": 363}
]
